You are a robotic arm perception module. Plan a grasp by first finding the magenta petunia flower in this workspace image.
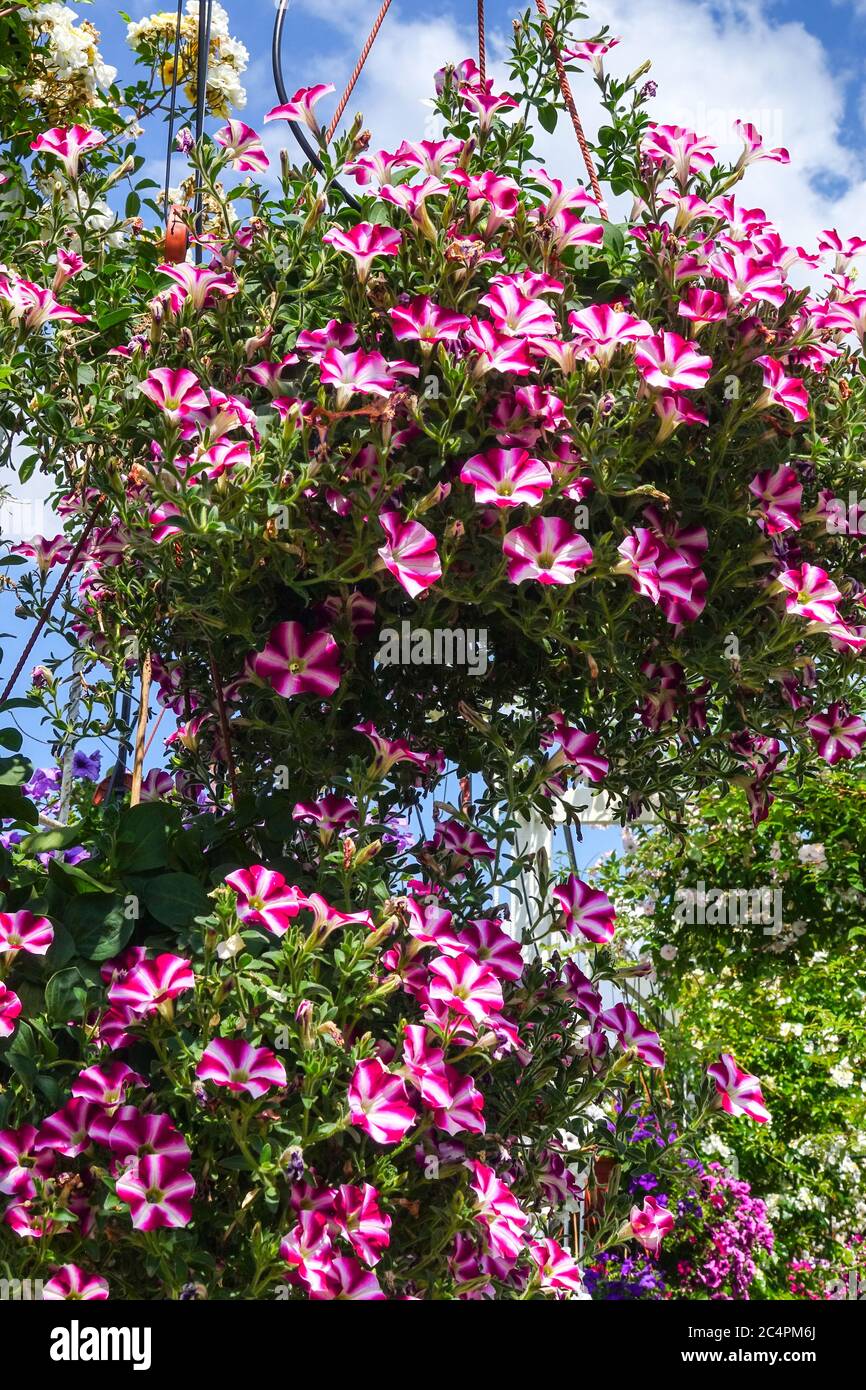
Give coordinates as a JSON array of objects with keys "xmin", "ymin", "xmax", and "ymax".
[
  {"xmin": 598, "ymin": 1004, "xmax": 665, "ymax": 1068},
  {"xmin": 641, "ymin": 123, "xmax": 716, "ymax": 185},
  {"xmin": 250, "ymin": 621, "xmax": 341, "ymax": 699},
  {"xmin": 568, "ymin": 304, "xmax": 653, "ymax": 364},
  {"xmin": 214, "ymin": 119, "xmax": 269, "ymax": 172},
  {"xmin": 529, "ymin": 1237, "xmax": 585, "ymax": 1294},
  {"xmin": 503, "ymin": 515, "xmax": 593, "ymax": 585},
  {"xmin": 311, "ymin": 1254, "xmax": 386, "ymax": 1300},
  {"xmin": 320, "ymin": 347, "xmax": 398, "ymax": 407},
  {"xmin": 34, "ymin": 1099, "xmax": 104, "ymax": 1157},
  {"xmin": 30, "ymin": 124, "xmax": 105, "ymax": 178},
  {"xmin": 43, "ymin": 1264, "xmax": 109, "ymax": 1300},
  {"xmin": 71, "ymin": 1062, "xmax": 146, "ymax": 1110},
  {"xmin": 628, "ymin": 1195, "xmax": 675, "ymax": 1255},
  {"xmin": 429, "ymin": 1064, "xmax": 486, "ymax": 1137},
  {"xmin": 106, "ymin": 1107, "xmax": 192, "ymax": 1167},
  {"xmin": 296, "ymin": 319, "xmax": 358, "ymax": 359},
  {"xmin": 552, "ymin": 876, "xmax": 616, "ymax": 944},
  {"xmin": 469, "ymin": 1160, "xmax": 529, "ymax": 1259},
  {"xmin": 754, "ymin": 355, "xmax": 810, "ymax": 422},
  {"xmin": 292, "ymin": 794, "xmax": 357, "ymax": 842},
  {"xmin": 707, "ymin": 1053, "xmax": 770, "ymax": 1123},
  {"xmin": 348, "ymin": 1058, "xmax": 416, "ymax": 1144},
  {"xmin": 805, "ymin": 704, "xmax": 866, "ymax": 765},
  {"xmin": 479, "ymin": 281, "xmax": 557, "ymax": 338},
  {"xmin": 354, "ymin": 722, "xmax": 434, "ymax": 777},
  {"xmin": 777, "ymin": 564, "xmax": 841, "ymax": 623},
  {"xmin": 460, "ymin": 446, "xmax": 552, "ymax": 507},
  {"xmin": 396, "ymin": 136, "xmax": 465, "ymax": 177},
  {"xmin": 0, "ymin": 983, "xmax": 22, "ymax": 1039},
  {"xmin": 677, "ymin": 286, "xmax": 728, "ymax": 328},
  {"xmin": 749, "ymin": 465, "xmax": 802, "ymax": 534},
  {"xmin": 377, "ymin": 510, "xmax": 442, "ymax": 598},
  {"xmin": 197, "ymin": 1037, "xmax": 287, "ymax": 1098},
  {"xmin": 427, "ymin": 952, "xmax": 503, "ymax": 1024},
  {"xmin": 333, "ymin": 1183, "xmax": 392, "ymax": 1266},
  {"xmin": 10, "ymin": 533, "xmax": 72, "ymax": 573},
  {"xmin": 225, "ymin": 864, "xmax": 305, "ymax": 935},
  {"xmin": 543, "ymin": 712, "xmax": 609, "ymax": 783},
  {"xmin": 138, "ymin": 366, "xmax": 209, "ymax": 421},
  {"xmin": 0, "ymin": 910, "xmax": 54, "ymax": 958},
  {"xmin": 733, "ymin": 119, "xmax": 789, "ymax": 167},
  {"xmin": 107, "ymin": 952, "xmax": 194, "ymax": 1017},
  {"xmin": 459, "ymin": 81, "xmax": 519, "ymax": 132},
  {"xmin": 280, "ymin": 1209, "xmax": 335, "ymax": 1295},
  {"xmin": 465, "ymin": 318, "xmax": 535, "ymax": 377},
  {"xmin": 389, "ymin": 295, "xmax": 469, "ymax": 344},
  {"xmin": 634, "ymin": 331, "xmax": 712, "ymax": 391},
  {"xmin": 456, "ymin": 919, "xmax": 524, "ymax": 982},
  {"xmin": 322, "ymin": 222, "xmax": 402, "ymax": 282},
  {"xmin": 116, "ymin": 1154, "xmax": 195, "ymax": 1230},
  {"xmin": 264, "ymin": 83, "xmax": 335, "ymax": 134},
  {"xmin": 0, "ymin": 1125, "xmax": 54, "ymax": 1198},
  {"xmin": 157, "ymin": 261, "xmax": 237, "ymax": 313},
  {"xmin": 0, "ymin": 275, "xmax": 89, "ymax": 330}
]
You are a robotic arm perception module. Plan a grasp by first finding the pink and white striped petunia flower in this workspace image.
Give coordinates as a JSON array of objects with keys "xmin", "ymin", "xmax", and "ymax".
[
  {"xmin": 280, "ymin": 1209, "xmax": 334, "ymax": 1294},
  {"xmin": 459, "ymin": 81, "xmax": 519, "ymax": 132},
  {"xmin": 427, "ymin": 952, "xmax": 503, "ymax": 1024},
  {"xmin": 0, "ymin": 983, "xmax": 21, "ymax": 1039},
  {"xmin": 320, "ymin": 347, "xmax": 397, "ymax": 408},
  {"xmin": 641, "ymin": 123, "xmax": 716, "ymax": 185},
  {"xmin": 478, "ymin": 282, "xmax": 558, "ymax": 338},
  {"xmin": 312, "ymin": 1255, "xmax": 386, "ymax": 1300},
  {"xmin": 34, "ymin": 1099, "xmax": 103, "ymax": 1157},
  {"xmin": 805, "ymin": 705, "xmax": 866, "ymax": 765},
  {"xmin": 457, "ymin": 919, "xmax": 524, "ymax": 982},
  {"xmin": 503, "ymin": 515, "xmax": 593, "ymax": 585},
  {"xmin": 464, "ymin": 317, "xmax": 535, "ymax": 377},
  {"xmin": 749, "ymin": 465, "xmax": 802, "ymax": 534},
  {"xmin": 116, "ymin": 1154, "xmax": 195, "ymax": 1229},
  {"xmin": 634, "ymin": 331, "xmax": 712, "ymax": 391},
  {"xmin": 250, "ymin": 621, "xmax": 341, "ymax": 699},
  {"xmin": 156, "ymin": 261, "xmax": 237, "ymax": 313},
  {"xmin": 296, "ymin": 318, "xmax": 358, "ymax": 359},
  {"xmin": 547, "ymin": 210, "xmax": 605, "ymax": 257},
  {"xmin": 710, "ymin": 247, "xmax": 787, "ymax": 310},
  {"xmin": 42, "ymin": 1264, "xmax": 109, "ymax": 1300},
  {"xmin": 598, "ymin": 1003, "xmax": 665, "ymax": 1068},
  {"xmin": 567, "ymin": 304, "xmax": 653, "ymax": 364},
  {"xmin": 777, "ymin": 564, "xmax": 842, "ymax": 624},
  {"xmin": 30, "ymin": 125, "xmax": 105, "ymax": 178},
  {"xmin": 225, "ymin": 864, "xmax": 305, "ymax": 935},
  {"xmin": 9, "ymin": 534, "xmax": 72, "ymax": 573},
  {"xmin": 322, "ymin": 222, "xmax": 402, "ymax": 282},
  {"xmin": 214, "ymin": 120, "xmax": 269, "ymax": 172},
  {"xmin": 754, "ymin": 355, "xmax": 810, "ymax": 422},
  {"xmin": 0, "ymin": 1125, "xmax": 54, "ymax": 1197},
  {"xmin": 71, "ymin": 1062, "xmax": 145, "ymax": 1111},
  {"xmin": 138, "ymin": 366, "xmax": 209, "ymax": 422},
  {"xmin": 197, "ymin": 1038, "xmax": 287, "ymax": 1098},
  {"xmin": 628, "ymin": 1195, "xmax": 675, "ymax": 1255},
  {"xmin": 377, "ymin": 511, "xmax": 442, "ymax": 598},
  {"xmin": 354, "ymin": 722, "xmax": 434, "ymax": 778},
  {"xmin": 389, "ymin": 295, "xmax": 469, "ymax": 345},
  {"xmin": 529, "ymin": 1237, "xmax": 585, "ymax": 1295},
  {"xmin": 107, "ymin": 952, "xmax": 194, "ymax": 1018},
  {"xmin": 292, "ymin": 793, "xmax": 357, "ymax": 841},
  {"xmin": 0, "ymin": 276, "xmax": 89, "ymax": 330},
  {"xmin": 733, "ymin": 119, "xmax": 789, "ymax": 167},
  {"xmin": 0, "ymin": 910, "xmax": 54, "ymax": 958},
  {"xmin": 264, "ymin": 84, "xmax": 335, "ymax": 134},
  {"xmin": 460, "ymin": 447, "xmax": 552, "ymax": 507},
  {"xmin": 543, "ymin": 713, "xmax": 610, "ymax": 783},
  {"xmin": 707, "ymin": 1053, "xmax": 770, "ymax": 1123},
  {"xmin": 395, "ymin": 136, "xmax": 465, "ymax": 177},
  {"xmin": 469, "ymin": 1161, "xmax": 529, "ymax": 1260},
  {"xmin": 333, "ymin": 1183, "xmax": 392, "ymax": 1266},
  {"xmin": 106, "ymin": 1108, "xmax": 192, "ymax": 1167},
  {"xmin": 429, "ymin": 1065, "xmax": 486, "ymax": 1136},
  {"xmin": 562, "ymin": 36, "xmax": 620, "ymax": 74},
  {"xmin": 348, "ymin": 1058, "xmax": 416, "ymax": 1144},
  {"xmin": 552, "ymin": 876, "xmax": 616, "ymax": 945},
  {"xmin": 677, "ymin": 286, "xmax": 728, "ymax": 329}
]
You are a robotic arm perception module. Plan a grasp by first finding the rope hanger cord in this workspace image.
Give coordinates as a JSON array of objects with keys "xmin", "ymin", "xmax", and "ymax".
[
  {"xmin": 477, "ymin": 0, "xmax": 486, "ymax": 83},
  {"xmin": 325, "ymin": 0, "xmax": 394, "ymax": 144},
  {"xmin": 533, "ymin": 0, "xmax": 604, "ymax": 208}
]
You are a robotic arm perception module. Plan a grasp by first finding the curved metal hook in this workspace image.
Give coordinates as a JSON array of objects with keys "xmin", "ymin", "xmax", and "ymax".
[{"xmin": 271, "ymin": 0, "xmax": 361, "ymax": 212}]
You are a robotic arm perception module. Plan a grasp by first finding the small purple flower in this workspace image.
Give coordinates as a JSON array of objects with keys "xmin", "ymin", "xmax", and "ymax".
[{"xmin": 72, "ymin": 749, "xmax": 101, "ymax": 781}]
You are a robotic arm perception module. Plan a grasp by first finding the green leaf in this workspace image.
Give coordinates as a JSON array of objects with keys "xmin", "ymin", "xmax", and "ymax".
[
  {"xmin": 538, "ymin": 104, "xmax": 558, "ymax": 133},
  {"xmin": 116, "ymin": 802, "xmax": 170, "ymax": 871},
  {"xmin": 0, "ymin": 753, "xmax": 32, "ymax": 786},
  {"xmin": 3, "ymin": 1021, "xmax": 38, "ymax": 1086},
  {"xmin": 0, "ymin": 787, "xmax": 38, "ymax": 825},
  {"xmin": 45, "ymin": 966, "xmax": 87, "ymax": 1023},
  {"xmin": 65, "ymin": 894, "xmax": 134, "ymax": 961},
  {"xmin": 0, "ymin": 727, "xmax": 22, "ymax": 752},
  {"xmin": 21, "ymin": 823, "xmax": 85, "ymax": 855},
  {"xmin": 143, "ymin": 873, "xmax": 211, "ymax": 927}
]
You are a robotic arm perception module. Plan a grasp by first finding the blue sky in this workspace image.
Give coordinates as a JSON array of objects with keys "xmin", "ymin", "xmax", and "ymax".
[{"xmin": 5, "ymin": 0, "xmax": 866, "ymax": 841}]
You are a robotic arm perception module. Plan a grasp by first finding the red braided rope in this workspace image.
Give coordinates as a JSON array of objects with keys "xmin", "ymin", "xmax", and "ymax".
[
  {"xmin": 533, "ymin": 0, "xmax": 605, "ymax": 211},
  {"xmin": 477, "ymin": 0, "xmax": 486, "ymax": 83},
  {"xmin": 326, "ymin": 0, "xmax": 394, "ymax": 144}
]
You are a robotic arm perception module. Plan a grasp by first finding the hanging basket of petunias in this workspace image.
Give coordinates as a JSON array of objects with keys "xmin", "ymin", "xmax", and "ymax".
[{"xmin": 0, "ymin": 0, "xmax": 863, "ymax": 1303}]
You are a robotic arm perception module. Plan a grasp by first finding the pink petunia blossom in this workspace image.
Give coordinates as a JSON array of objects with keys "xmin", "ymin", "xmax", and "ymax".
[
  {"xmin": 320, "ymin": 347, "xmax": 398, "ymax": 408},
  {"xmin": 0, "ymin": 983, "xmax": 21, "ymax": 1039},
  {"xmin": 71, "ymin": 1062, "xmax": 145, "ymax": 1110},
  {"xmin": 116, "ymin": 1154, "xmax": 195, "ymax": 1229},
  {"xmin": 677, "ymin": 286, "xmax": 728, "ymax": 328},
  {"xmin": 214, "ymin": 120, "xmax": 269, "ymax": 172},
  {"xmin": 333, "ymin": 1183, "xmax": 392, "ymax": 1265},
  {"xmin": 428, "ymin": 952, "xmax": 503, "ymax": 1024},
  {"xmin": 567, "ymin": 304, "xmax": 653, "ymax": 364},
  {"xmin": 0, "ymin": 1125, "xmax": 54, "ymax": 1198},
  {"xmin": 348, "ymin": 1058, "xmax": 416, "ymax": 1144},
  {"xmin": 552, "ymin": 876, "xmax": 616, "ymax": 944},
  {"xmin": 749, "ymin": 465, "xmax": 802, "ymax": 534},
  {"xmin": 389, "ymin": 295, "xmax": 469, "ymax": 344},
  {"xmin": 139, "ymin": 366, "xmax": 209, "ymax": 421},
  {"xmin": 354, "ymin": 722, "xmax": 434, "ymax": 777},
  {"xmin": 598, "ymin": 1003, "xmax": 665, "ymax": 1068},
  {"xmin": 106, "ymin": 1108, "xmax": 192, "ymax": 1167},
  {"xmin": 460, "ymin": 447, "xmax": 552, "ymax": 507},
  {"xmin": 805, "ymin": 704, "xmax": 866, "ymax": 765},
  {"xmin": 34, "ymin": 1099, "xmax": 103, "ymax": 1157},
  {"xmin": 777, "ymin": 564, "xmax": 842, "ymax": 623},
  {"xmin": 264, "ymin": 84, "xmax": 335, "ymax": 134},
  {"xmin": 377, "ymin": 511, "xmax": 442, "ymax": 597},
  {"xmin": 30, "ymin": 124, "xmax": 105, "ymax": 178},
  {"xmin": 225, "ymin": 864, "xmax": 305, "ymax": 935},
  {"xmin": 311, "ymin": 1255, "xmax": 386, "ymax": 1300},
  {"xmin": 503, "ymin": 515, "xmax": 593, "ymax": 585},
  {"xmin": 754, "ymin": 355, "xmax": 810, "ymax": 422},
  {"xmin": 157, "ymin": 261, "xmax": 237, "ymax": 313},
  {"xmin": 628, "ymin": 1195, "xmax": 675, "ymax": 1255},
  {"xmin": 464, "ymin": 318, "xmax": 535, "ymax": 377},
  {"xmin": 478, "ymin": 282, "xmax": 557, "ymax": 338},
  {"xmin": 733, "ymin": 119, "xmax": 789, "ymax": 167},
  {"xmin": 107, "ymin": 952, "xmax": 194, "ymax": 1018},
  {"xmin": 529, "ymin": 1237, "xmax": 585, "ymax": 1294},
  {"xmin": 0, "ymin": 910, "xmax": 54, "ymax": 958},
  {"xmin": 459, "ymin": 80, "xmax": 519, "ymax": 132},
  {"xmin": 42, "ymin": 1264, "xmax": 109, "ymax": 1300},
  {"xmin": 634, "ymin": 331, "xmax": 712, "ymax": 391},
  {"xmin": 0, "ymin": 275, "xmax": 89, "ymax": 330},
  {"xmin": 641, "ymin": 123, "xmax": 716, "ymax": 185},
  {"xmin": 250, "ymin": 621, "xmax": 341, "ymax": 699},
  {"xmin": 707, "ymin": 1053, "xmax": 770, "ymax": 1123},
  {"xmin": 197, "ymin": 1038, "xmax": 287, "ymax": 1098},
  {"xmin": 469, "ymin": 1161, "xmax": 529, "ymax": 1259},
  {"xmin": 322, "ymin": 222, "xmax": 402, "ymax": 282}
]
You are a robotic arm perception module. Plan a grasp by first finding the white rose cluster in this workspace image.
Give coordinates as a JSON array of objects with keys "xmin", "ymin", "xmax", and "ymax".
[
  {"xmin": 24, "ymin": 4, "xmax": 118, "ymax": 114},
  {"xmin": 126, "ymin": 1, "xmax": 249, "ymax": 115}
]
